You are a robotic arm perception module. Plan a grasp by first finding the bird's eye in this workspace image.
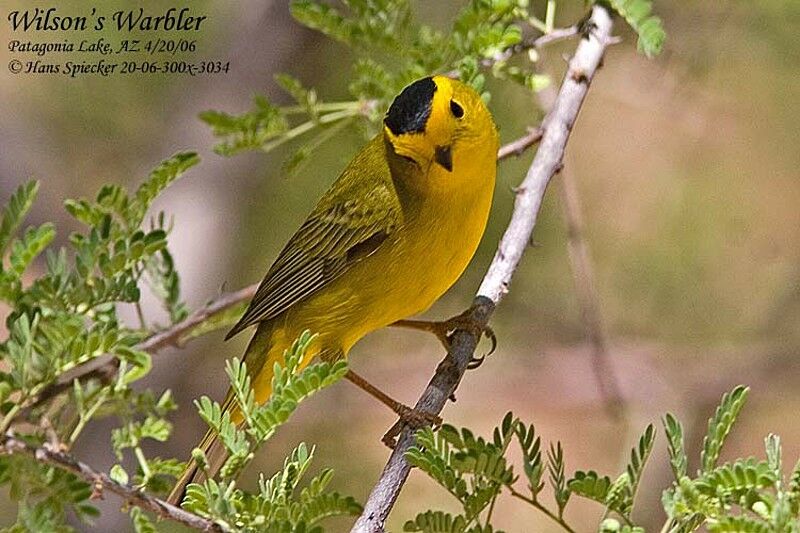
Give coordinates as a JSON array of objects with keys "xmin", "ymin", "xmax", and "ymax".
[{"xmin": 450, "ymin": 100, "xmax": 464, "ymax": 119}]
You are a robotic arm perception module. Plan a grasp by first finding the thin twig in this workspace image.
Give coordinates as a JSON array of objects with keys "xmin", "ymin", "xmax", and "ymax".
[
  {"xmin": 535, "ymin": 58, "xmax": 626, "ymax": 420},
  {"xmin": 508, "ymin": 488, "xmax": 577, "ymax": 533},
  {"xmin": 558, "ymin": 162, "xmax": 626, "ymax": 419},
  {"xmin": 18, "ymin": 284, "xmax": 258, "ymax": 421},
  {"xmin": 498, "ymin": 127, "xmax": 544, "ymax": 160},
  {"xmin": 352, "ymin": 6, "xmax": 615, "ymax": 531},
  {"xmin": 0, "ymin": 432, "xmax": 224, "ymax": 532},
  {"xmin": 444, "ymin": 26, "xmax": 579, "ymax": 78}
]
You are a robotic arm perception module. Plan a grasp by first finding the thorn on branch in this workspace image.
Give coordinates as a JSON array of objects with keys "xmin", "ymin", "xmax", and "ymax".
[
  {"xmin": 570, "ymin": 68, "xmax": 589, "ymax": 84},
  {"xmin": 91, "ymin": 477, "xmax": 105, "ymax": 500}
]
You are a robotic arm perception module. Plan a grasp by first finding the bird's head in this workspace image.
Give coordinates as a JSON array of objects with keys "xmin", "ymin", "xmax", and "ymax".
[{"xmin": 383, "ymin": 76, "xmax": 498, "ymax": 185}]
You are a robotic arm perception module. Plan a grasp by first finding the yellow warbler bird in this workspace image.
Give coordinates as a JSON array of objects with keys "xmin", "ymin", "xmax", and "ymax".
[{"xmin": 168, "ymin": 75, "xmax": 499, "ymax": 504}]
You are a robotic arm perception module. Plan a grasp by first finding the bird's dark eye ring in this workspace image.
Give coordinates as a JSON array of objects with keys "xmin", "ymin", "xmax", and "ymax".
[{"xmin": 450, "ymin": 100, "xmax": 464, "ymax": 118}]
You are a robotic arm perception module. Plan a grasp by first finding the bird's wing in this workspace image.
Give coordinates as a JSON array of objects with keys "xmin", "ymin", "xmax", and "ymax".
[{"xmin": 226, "ymin": 165, "xmax": 400, "ymax": 339}]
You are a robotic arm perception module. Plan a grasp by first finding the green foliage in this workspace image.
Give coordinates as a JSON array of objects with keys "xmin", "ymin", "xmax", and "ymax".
[
  {"xmin": 0, "ymin": 182, "xmax": 53, "ymax": 304},
  {"xmin": 568, "ymin": 470, "xmax": 612, "ymax": 504},
  {"xmin": 404, "ymin": 510, "xmax": 502, "ymax": 533},
  {"xmin": 130, "ymin": 507, "xmax": 158, "ymax": 533},
  {"xmin": 0, "ymin": 168, "xmax": 355, "ymax": 532},
  {"xmin": 548, "ymin": 441, "xmax": 570, "ymax": 517},
  {"xmin": 405, "ymin": 412, "xmax": 516, "ymax": 531},
  {"xmin": 662, "ymin": 387, "xmax": 800, "ymax": 532},
  {"xmin": 663, "ymin": 413, "xmax": 688, "ymax": 479},
  {"xmin": 182, "ymin": 443, "xmax": 361, "ymax": 532},
  {"xmin": 0, "ymin": 156, "xmax": 198, "ymax": 432},
  {"xmin": 412, "ymin": 387, "xmax": 799, "ymax": 532},
  {"xmin": 701, "ymin": 385, "xmax": 749, "ymax": 472},
  {"xmin": 182, "ymin": 332, "xmax": 357, "ymax": 530},
  {"xmin": 603, "ymin": 0, "xmax": 666, "ymax": 57},
  {"xmin": 566, "ymin": 424, "xmax": 654, "ymax": 522},
  {"xmin": 0, "ymin": 155, "xmax": 197, "ymax": 530},
  {"xmin": 192, "ymin": 331, "xmax": 348, "ymax": 483},
  {"xmin": 204, "ymin": 0, "xmax": 667, "ymax": 165},
  {"xmin": 0, "ymin": 181, "xmax": 39, "ymax": 258},
  {"xmin": 515, "ymin": 421, "xmax": 544, "ymax": 498},
  {"xmin": 0, "ymin": 453, "xmax": 99, "ymax": 531},
  {"xmin": 130, "ymin": 152, "xmax": 200, "ymax": 225}
]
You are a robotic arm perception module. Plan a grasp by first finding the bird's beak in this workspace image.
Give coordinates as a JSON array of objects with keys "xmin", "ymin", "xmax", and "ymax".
[{"xmin": 434, "ymin": 145, "xmax": 453, "ymax": 172}]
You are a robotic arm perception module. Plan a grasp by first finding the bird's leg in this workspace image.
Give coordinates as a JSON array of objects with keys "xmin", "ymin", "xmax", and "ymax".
[
  {"xmin": 345, "ymin": 369, "xmax": 441, "ymax": 448},
  {"xmin": 391, "ymin": 306, "xmax": 497, "ymax": 369}
]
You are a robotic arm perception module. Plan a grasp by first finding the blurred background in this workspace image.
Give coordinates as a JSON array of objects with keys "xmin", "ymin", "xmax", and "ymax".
[{"xmin": 1, "ymin": 0, "xmax": 799, "ymax": 531}]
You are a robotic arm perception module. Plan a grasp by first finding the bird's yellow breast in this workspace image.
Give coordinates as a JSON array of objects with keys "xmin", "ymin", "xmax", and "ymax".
[{"xmin": 331, "ymin": 142, "xmax": 497, "ymax": 352}]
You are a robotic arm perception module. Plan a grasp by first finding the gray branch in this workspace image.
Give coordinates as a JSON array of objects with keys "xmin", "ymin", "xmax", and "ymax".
[
  {"xmin": 0, "ymin": 433, "xmax": 224, "ymax": 532},
  {"xmin": 352, "ymin": 5, "xmax": 615, "ymax": 531}
]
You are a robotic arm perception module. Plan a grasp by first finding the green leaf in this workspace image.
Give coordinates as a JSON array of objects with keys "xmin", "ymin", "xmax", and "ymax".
[
  {"xmin": 701, "ymin": 386, "xmax": 748, "ymax": 472},
  {"xmin": 116, "ymin": 346, "xmax": 153, "ymax": 385},
  {"xmin": 663, "ymin": 413, "xmax": 687, "ymax": 480},
  {"xmin": 696, "ymin": 458, "xmax": 777, "ymax": 499},
  {"xmin": 290, "ymin": 0, "xmax": 352, "ymax": 45},
  {"xmin": 0, "ymin": 181, "xmax": 39, "ymax": 257},
  {"xmin": 568, "ymin": 470, "xmax": 611, "ymax": 503},
  {"xmin": 200, "ymin": 96, "xmax": 289, "ymax": 156},
  {"xmin": 406, "ymin": 427, "xmax": 468, "ymax": 500},
  {"xmin": 8, "ymin": 223, "xmax": 55, "ymax": 277},
  {"xmin": 138, "ymin": 416, "xmax": 172, "ymax": 442},
  {"xmin": 605, "ymin": 472, "xmax": 631, "ymax": 517},
  {"xmin": 226, "ymin": 357, "xmax": 256, "ymax": 422},
  {"xmin": 299, "ymin": 480, "xmax": 362, "ymax": 525},
  {"xmin": 706, "ymin": 516, "xmax": 771, "ymax": 533},
  {"xmin": 606, "ymin": 0, "xmax": 666, "ymax": 57},
  {"xmin": 404, "ymin": 510, "xmax": 468, "ymax": 533},
  {"xmin": 130, "ymin": 507, "xmax": 158, "ymax": 533},
  {"xmin": 547, "ymin": 441, "xmax": 570, "ymax": 516},
  {"xmin": 764, "ymin": 434, "xmax": 781, "ymax": 475},
  {"xmin": 448, "ymin": 431, "xmax": 514, "ymax": 485},
  {"xmin": 625, "ymin": 424, "xmax": 655, "ymax": 510},
  {"xmin": 789, "ymin": 458, "xmax": 800, "ymax": 508},
  {"xmin": 515, "ymin": 422, "xmax": 544, "ymax": 497},
  {"xmin": 110, "ymin": 464, "xmax": 129, "ymax": 485},
  {"xmin": 129, "ymin": 152, "xmax": 199, "ymax": 224}
]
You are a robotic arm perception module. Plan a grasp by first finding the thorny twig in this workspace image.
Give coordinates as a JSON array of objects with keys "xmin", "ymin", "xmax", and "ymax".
[{"xmin": 0, "ymin": 432, "xmax": 224, "ymax": 532}]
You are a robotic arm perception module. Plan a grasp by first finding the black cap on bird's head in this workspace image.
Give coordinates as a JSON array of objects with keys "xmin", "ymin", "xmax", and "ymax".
[
  {"xmin": 383, "ymin": 75, "xmax": 498, "ymax": 182},
  {"xmin": 384, "ymin": 77, "xmax": 436, "ymax": 136}
]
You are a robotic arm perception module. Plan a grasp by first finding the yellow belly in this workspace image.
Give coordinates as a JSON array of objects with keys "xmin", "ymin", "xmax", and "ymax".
[
  {"xmin": 277, "ymin": 177, "xmax": 494, "ymax": 356},
  {"xmin": 250, "ymin": 142, "xmax": 497, "ymax": 402}
]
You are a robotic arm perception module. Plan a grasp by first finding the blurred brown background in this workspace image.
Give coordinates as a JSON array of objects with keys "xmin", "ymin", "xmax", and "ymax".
[{"xmin": 1, "ymin": 0, "xmax": 799, "ymax": 531}]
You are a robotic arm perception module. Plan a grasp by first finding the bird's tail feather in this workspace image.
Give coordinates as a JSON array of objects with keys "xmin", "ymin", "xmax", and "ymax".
[
  {"xmin": 166, "ymin": 419, "xmax": 232, "ymax": 505},
  {"xmin": 167, "ymin": 322, "xmax": 278, "ymax": 507}
]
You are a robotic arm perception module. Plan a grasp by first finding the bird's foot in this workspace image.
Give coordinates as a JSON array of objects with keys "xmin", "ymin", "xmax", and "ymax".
[
  {"xmin": 391, "ymin": 307, "xmax": 497, "ymax": 369},
  {"xmin": 381, "ymin": 405, "xmax": 442, "ymax": 449}
]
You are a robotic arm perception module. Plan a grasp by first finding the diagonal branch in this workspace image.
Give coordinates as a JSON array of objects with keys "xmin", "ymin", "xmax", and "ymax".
[
  {"xmin": 352, "ymin": 5, "xmax": 615, "ymax": 531},
  {"xmin": 558, "ymin": 161, "xmax": 626, "ymax": 419},
  {"xmin": 535, "ymin": 51, "xmax": 626, "ymax": 421},
  {"xmin": 19, "ymin": 284, "xmax": 258, "ymax": 421},
  {"xmin": 0, "ymin": 432, "xmax": 223, "ymax": 532}
]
